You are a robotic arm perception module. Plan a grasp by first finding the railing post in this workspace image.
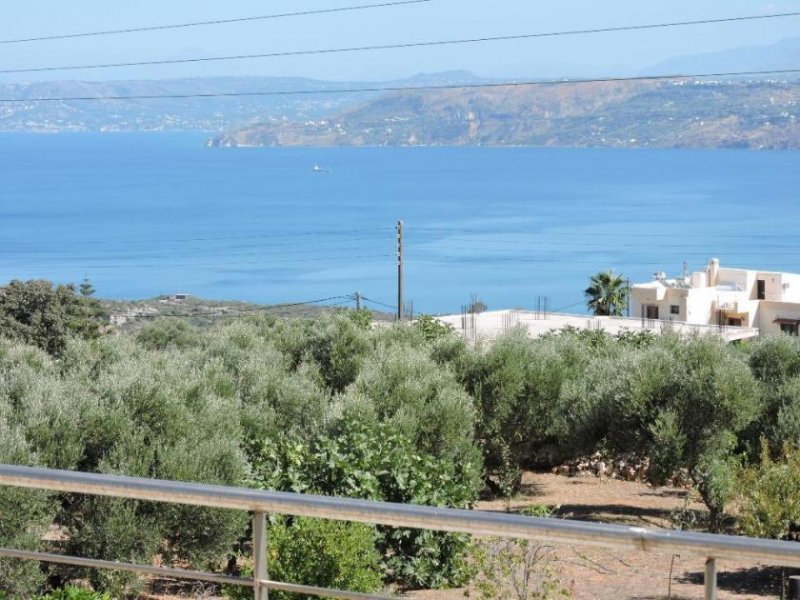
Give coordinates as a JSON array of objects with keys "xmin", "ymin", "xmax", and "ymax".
[
  {"xmin": 253, "ymin": 512, "xmax": 268, "ymax": 600},
  {"xmin": 705, "ymin": 557, "xmax": 717, "ymax": 600}
]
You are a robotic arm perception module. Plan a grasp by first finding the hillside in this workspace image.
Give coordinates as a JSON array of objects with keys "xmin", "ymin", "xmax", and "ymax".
[
  {"xmin": 101, "ymin": 295, "xmax": 390, "ymax": 332},
  {"xmin": 211, "ymin": 78, "xmax": 800, "ymax": 149},
  {"xmin": 647, "ymin": 36, "xmax": 800, "ymax": 76},
  {"xmin": 0, "ymin": 72, "xmax": 480, "ymax": 133}
]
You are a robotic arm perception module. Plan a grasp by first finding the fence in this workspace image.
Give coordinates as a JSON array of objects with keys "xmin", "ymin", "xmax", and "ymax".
[{"xmin": 2, "ymin": 464, "xmax": 800, "ymax": 600}]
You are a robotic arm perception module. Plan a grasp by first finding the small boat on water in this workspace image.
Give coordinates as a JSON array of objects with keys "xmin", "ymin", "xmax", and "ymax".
[{"xmin": 312, "ymin": 164, "xmax": 332, "ymax": 173}]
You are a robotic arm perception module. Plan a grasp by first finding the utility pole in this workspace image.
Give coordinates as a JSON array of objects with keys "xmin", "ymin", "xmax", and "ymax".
[
  {"xmin": 355, "ymin": 291, "xmax": 362, "ymax": 311},
  {"xmin": 397, "ymin": 220, "xmax": 404, "ymax": 321}
]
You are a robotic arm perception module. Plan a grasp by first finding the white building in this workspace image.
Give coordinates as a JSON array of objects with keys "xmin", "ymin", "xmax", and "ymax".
[
  {"xmin": 631, "ymin": 258, "xmax": 800, "ymax": 337},
  {"xmin": 434, "ymin": 309, "xmax": 757, "ymax": 344}
]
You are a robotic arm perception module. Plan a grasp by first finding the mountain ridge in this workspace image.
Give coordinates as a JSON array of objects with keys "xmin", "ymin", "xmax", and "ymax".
[{"xmin": 210, "ymin": 78, "xmax": 800, "ymax": 150}]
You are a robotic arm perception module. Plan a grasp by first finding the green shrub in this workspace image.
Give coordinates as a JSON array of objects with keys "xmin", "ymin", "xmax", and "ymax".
[
  {"xmin": 135, "ymin": 317, "xmax": 200, "ymax": 350},
  {"xmin": 225, "ymin": 517, "xmax": 383, "ymax": 600},
  {"xmin": 342, "ymin": 343, "xmax": 478, "ymax": 462},
  {"xmin": 307, "ymin": 316, "xmax": 371, "ymax": 393},
  {"xmin": 250, "ymin": 417, "xmax": 479, "ymax": 588},
  {"xmin": 0, "ymin": 423, "xmax": 55, "ymax": 599},
  {"xmin": 0, "ymin": 279, "xmax": 106, "ymax": 356},
  {"xmin": 749, "ymin": 335, "xmax": 800, "ymax": 387},
  {"xmin": 347, "ymin": 308, "xmax": 373, "ymax": 330},
  {"xmin": 38, "ymin": 587, "xmax": 112, "ymax": 600},
  {"xmin": 462, "ymin": 331, "xmax": 591, "ymax": 484},
  {"xmin": 415, "ymin": 315, "xmax": 454, "ymax": 341},
  {"xmin": 560, "ymin": 345, "xmax": 682, "ymax": 457},
  {"xmin": 739, "ymin": 443, "xmax": 800, "ymax": 540},
  {"xmin": 30, "ymin": 345, "xmax": 248, "ymax": 594},
  {"xmin": 645, "ymin": 336, "xmax": 760, "ymax": 531}
]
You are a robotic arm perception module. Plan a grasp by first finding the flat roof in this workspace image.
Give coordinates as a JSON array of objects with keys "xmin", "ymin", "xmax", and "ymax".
[{"xmin": 435, "ymin": 310, "xmax": 758, "ymax": 343}]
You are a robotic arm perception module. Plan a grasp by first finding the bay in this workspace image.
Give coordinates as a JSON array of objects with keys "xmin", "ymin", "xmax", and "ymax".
[{"xmin": 1, "ymin": 132, "xmax": 799, "ymax": 315}]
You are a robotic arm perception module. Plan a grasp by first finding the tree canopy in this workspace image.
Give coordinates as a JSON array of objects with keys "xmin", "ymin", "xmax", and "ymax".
[
  {"xmin": 0, "ymin": 279, "xmax": 106, "ymax": 357},
  {"xmin": 584, "ymin": 271, "xmax": 629, "ymax": 316}
]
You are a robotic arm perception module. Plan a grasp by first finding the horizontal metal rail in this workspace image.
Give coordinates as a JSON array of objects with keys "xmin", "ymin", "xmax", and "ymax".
[
  {"xmin": 0, "ymin": 549, "xmax": 389, "ymax": 599},
  {"xmin": 2, "ymin": 463, "xmax": 800, "ymax": 600}
]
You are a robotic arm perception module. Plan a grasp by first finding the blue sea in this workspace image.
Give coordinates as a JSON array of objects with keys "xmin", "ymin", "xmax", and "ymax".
[{"xmin": 1, "ymin": 132, "xmax": 799, "ymax": 314}]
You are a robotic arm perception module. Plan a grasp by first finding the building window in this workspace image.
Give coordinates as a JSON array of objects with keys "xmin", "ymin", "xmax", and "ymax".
[
  {"xmin": 670, "ymin": 305, "xmax": 680, "ymax": 315},
  {"xmin": 780, "ymin": 323, "xmax": 799, "ymax": 336},
  {"xmin": 645, "ymin": 305, "xmax": 659, "ymax": 320},
  {"xmin": 757, "ymin": 279, "xmax": 766, "ymax": 300}
]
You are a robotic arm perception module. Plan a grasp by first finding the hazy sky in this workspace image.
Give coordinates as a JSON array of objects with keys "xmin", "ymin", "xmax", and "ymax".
[{"xmin": 2, "ymin": 0, "xmax": 799, "ymax": 82}]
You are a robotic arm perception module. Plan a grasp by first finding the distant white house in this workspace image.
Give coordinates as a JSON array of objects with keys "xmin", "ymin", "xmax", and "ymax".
[{"xmin": 631, "ymin": 258, "xmax": 800, "ymax": 337}]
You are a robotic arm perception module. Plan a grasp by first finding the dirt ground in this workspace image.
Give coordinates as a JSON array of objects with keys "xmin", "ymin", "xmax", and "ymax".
[
  {"xmin": 408, "ymin": 471, "xmax": 789, "ymax": 600},
  {"xmin": 145, "ymin": 471, "xmax": 791, "ymax": 599}
]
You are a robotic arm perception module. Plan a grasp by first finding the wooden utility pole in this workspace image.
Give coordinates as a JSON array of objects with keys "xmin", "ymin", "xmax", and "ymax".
[{"xmin": 397, "ymin": 220, "xmax": 404, "ymax": 321}]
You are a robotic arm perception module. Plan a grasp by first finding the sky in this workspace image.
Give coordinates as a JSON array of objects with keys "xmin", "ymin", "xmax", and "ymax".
[{"xmin": 1, "ymin": 0, "xmax": 799, "ymax": 83}]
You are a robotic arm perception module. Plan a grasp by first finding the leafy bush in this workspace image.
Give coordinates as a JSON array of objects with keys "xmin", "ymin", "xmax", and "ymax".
[
  {"xmin": 0, "ymin": 279, "xmax": 106, "ymax": 357},
  {"xmin": 749, "ymin": 335, "xmax": 800, "ymax": 387},
  {"xmin": 135, "ymin": 317, "xmax": 200, "ymax": 350},
  {"xmin": 561, "ymin": 345, "xmax": 681, "ymax": 457},
  {"xmin": 739, "ymin": 443, "xmax": 800, "ymax": 540},
  {"xmin": 37, "ymin": 586, "xmax": 112, "ymax": 600},
  {"xmin": 0, "ymin": 423, "xmax": 54, "ymax": 599},
  {"xmin": 645, "ymin": 336, "xmax": 760, "ymax": 530},
  {"xmin": 462, "ymin": 331, "xmax": 592, "ymax": 487},
  {"xmin": 347, "ymin": 308, "xmax": 373, "ymax": 330},
  {"xmin": 415, "ymin": 315, "xmax": 455, "ymax": 341},
  {"xmin": 306, "ymin": 316, "xmax": 371, "ymax": 393},
  {"xmin": 342, "ymin": 343, "xmax": 479, "ymax": 463},
  {"xmin": 250, "ymin": 417, "xmax": 479, "ymax": 588},
  {"xmin": 225, "ymin": 517, "xmax": 383, "ymax": 600}
]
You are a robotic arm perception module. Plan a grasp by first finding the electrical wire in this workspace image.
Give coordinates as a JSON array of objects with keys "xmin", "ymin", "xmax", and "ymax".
[
  {"xmin": 360, "ymin": 296, "xmax": 397, "ymax": 310},
  {"xmin": 2, "ymin": 68, "xmax": 798, "ymax": 103},
  {"xmin": 2, "ymin": 10, "xmax": 800, "ymax": 74},
  {"xmin": 0, "ymin": 0, "xmax": 433, "ymax": 45},
  {"xmin": 549, "ymin": 300, "xmax": 586, "ymax": 313}
]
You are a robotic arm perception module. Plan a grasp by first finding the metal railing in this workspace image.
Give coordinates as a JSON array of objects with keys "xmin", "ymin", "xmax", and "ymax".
[{"xmin": 1, "ymin": 464, "xmax": 800, "ymax": 600}]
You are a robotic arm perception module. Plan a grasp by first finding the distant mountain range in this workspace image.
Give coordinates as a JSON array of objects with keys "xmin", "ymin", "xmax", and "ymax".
[
  {"xmin": 211, "ymin": 78, "xmax": 800, "ymax": 150},
  {"xmin": 646, "ymin": 36, "xmax": 800, "ymax": 76},
  {"xmin": 0, "ymin": 72, "xmax": 480, "ymax": 133},
  {"xmin": 3, "ymin": 36, "xmax": 800, "ymax": 149}
]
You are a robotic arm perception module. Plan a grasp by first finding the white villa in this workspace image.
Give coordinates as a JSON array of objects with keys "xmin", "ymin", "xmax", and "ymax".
[{"xmin": 631, "ymin": 258, "xmax": 800, "ymax": 338}]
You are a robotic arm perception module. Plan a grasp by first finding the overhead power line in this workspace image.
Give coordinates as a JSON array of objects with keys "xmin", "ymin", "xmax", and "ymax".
[
  {"xmin": 2, "ymin": 68, "xmax": 799, "ymax": 103},
  {"xmin": 0, "ymin": 0, "xmax": 433, "ymax": 45},
  {"xmin": 360, "ymin": 296, "xmax": 398, "ymax": 311},
  {"xmin": 2, "ymin": 10, "xmax": 799, "ymax": 74}
]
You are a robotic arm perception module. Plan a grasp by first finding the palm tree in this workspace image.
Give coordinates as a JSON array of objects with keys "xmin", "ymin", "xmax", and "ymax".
[{"xmin": 584, "ymin": 271, "xmax": 629, "ymax": 316}]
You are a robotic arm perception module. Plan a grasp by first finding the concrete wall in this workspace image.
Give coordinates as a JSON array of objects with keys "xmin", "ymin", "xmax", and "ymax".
[
  {"xmin": 685, "ymin": 287, "xmax": 722, "ymax": 325},
  {"xmin": 717, "ymin": 267, "xmax": 753, "ymax": 293},
  {"xmin": 631, "ymin": 287, "xmax": 682, "ymax": 321},
  {"xmin": 757, "ymin": 301, "xmax": 800, "ymax": 336}
]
